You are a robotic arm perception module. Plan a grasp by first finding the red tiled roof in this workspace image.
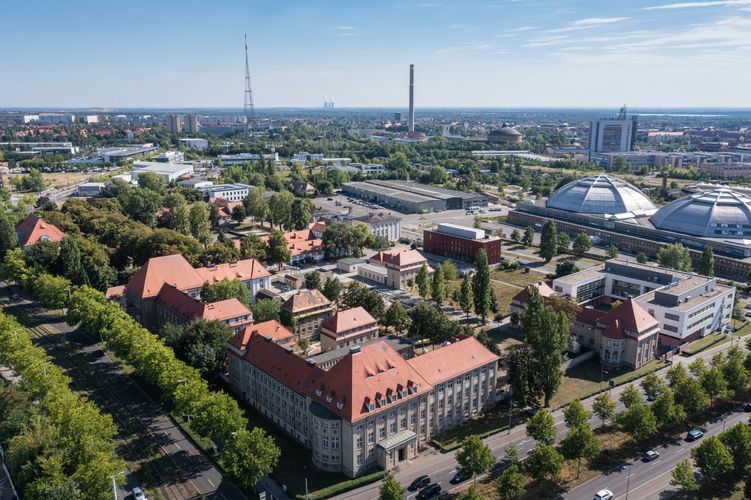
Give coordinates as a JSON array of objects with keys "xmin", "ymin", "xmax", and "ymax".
[
  {"xmin": 195, "ymin": 259, "xmax": 270, "ymax": 283},
  {"xmin": 321, "ymin": 307, "xmax": 377, "ymax": 335},
  {"xmin": 599, "ymin": 299, "xmax": 659, "ymax": 340},
  {"xmin": 16, "ymin": 213, "xmax": 66, "ymax": 247},
  {"xmin": 126, "ymin": 254, "xmax": 205, "ymax": 300},
  {"xmin": 370, "ymin": 248, "xmax": 427, "ymax": 268},
  {"xmin": 312, "ymin": 341, "xmax": 431, "ymax": 422},
  {"xmin": 260, "ymin": 229, "xmax": 323, "ymax": 257},
  {"xmin": 512, "ymin": 281, "xmax": 555, "ymax": 304},
  {"xmin": 282, "ymin": 289, "xmax": 332, "ymax": 314},
  {"xmin": 229, "ymin": 320, "xmax": 295, "ymax": 350},
  {"xmin": 105, "ymin": 285, "xmax": 126, "ymax": 300},
  {"xmin": 407, "ymin": 336, "xmax": 499, "ymax": 386},
  {"xmin": 309, "ymin": 221, "xmax": 326, "ymax": 233},
  {"xmin": 576, "ymin": 306, "xmax": 605, "ymax": 325},
  {"xmin": 156, "ymin": 283, "xmax": 252, "ymax": 323}
]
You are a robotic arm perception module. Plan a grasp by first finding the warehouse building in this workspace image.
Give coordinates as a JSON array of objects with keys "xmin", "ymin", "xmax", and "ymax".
[{"xmin": 342, "ymin": 180, "xmax": 487, "ymax": 213}]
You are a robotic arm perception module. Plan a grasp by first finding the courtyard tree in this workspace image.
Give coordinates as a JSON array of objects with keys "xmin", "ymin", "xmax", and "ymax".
[
  {"xmin": 472, "ymin": 249, "xmax": 491, "ymax": 323},
  {"xmin": 459, "ymin": 273, "xmax": 474, "ymax": 320},
  {"xmin": 699, "ymin": 245, "xmax": 715, "ymax": 276},
  {"xmin": 539, "ymin": 220, "xmax": 558, "ymax": 262},
  {"xmin": 416, "ymin": 263, "xmax": 430, "ymax": 299},
  {"xmin": 657, "ymin": 242, "xmax": 692, "ymax": 272},
  {"xmin": 572, "ymin": 233, "xmax": 592, "ymax": 257}
]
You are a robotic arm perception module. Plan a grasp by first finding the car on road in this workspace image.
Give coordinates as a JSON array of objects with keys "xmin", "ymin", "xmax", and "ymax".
[
  {"xmin": 687, "ymin": 429, "xmax": 704, "ymax": 441},
  {"xmin": 132, "ymin": 486, "xmax": 147, "ymax": 500},
  {"xmin": 646, "ymin": 391, "xmax": 661, "ymax": 402},
  {"xmin": 489, "ymin": 460, "xmax": 511, "ymax": 475},
  {"xmin": 593, "ymin": 489, "xmax": 614, "ymax": 500},
  {"xmin": 450, "ymin": 469, "xmax": 472, "ymax": 484},
  {"xmin": 408, "ymin": 475, "xmax": 430, "ymax": 491},
  {"xmin": 416, "ymin": 483, "xmax": 442, "ymax": 499},
  {"xmin": 744, "ymin": 402, "xmax": 751, "ymax": 412},
  {"xmin": 643, "ymin": 450, "xmax": 660, "ymax": 462}
]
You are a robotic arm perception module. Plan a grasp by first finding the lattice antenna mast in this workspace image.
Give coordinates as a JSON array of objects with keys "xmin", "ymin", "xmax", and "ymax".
[{"xmin": 243, "ymin": 33, "xmax": 256, "ymax": 136}]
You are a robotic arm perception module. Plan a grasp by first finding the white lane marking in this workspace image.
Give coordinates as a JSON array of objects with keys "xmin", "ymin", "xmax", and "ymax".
[{"xmin": 207, "ymin": 478, "xmax": 215, "ymax": 488}]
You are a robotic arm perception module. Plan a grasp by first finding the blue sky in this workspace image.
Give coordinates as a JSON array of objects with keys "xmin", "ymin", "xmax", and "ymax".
[{"xmin": 3, "ymin": 0, "xmax": 751, "ymax": 108}]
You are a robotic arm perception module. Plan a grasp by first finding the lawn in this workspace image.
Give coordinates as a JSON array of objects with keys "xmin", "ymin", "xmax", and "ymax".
[
  {"xmin": 7, "ymin": 171, "xmax": 91, "ymax": 190},
  {"xmin": 431, "ymin": 407, "xmax": 527, "ymax": 452},
  {"xmin": 681, "ymin": 332, "xmax": 728, "ymax": 356},
  {"xmin": 491, "ymin": 268, "xmax": 547, "ymax": 288},
  {"xmin": 549, "ymin": 358, "xmax": 669, "ymax": 409}
]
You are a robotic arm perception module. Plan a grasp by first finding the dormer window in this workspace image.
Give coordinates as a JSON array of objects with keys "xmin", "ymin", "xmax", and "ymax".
[
  {"xmin": 379, "ymin": 398, "xmax": 387, "ymax": 406},
  {"xmin": 316, "ymin": 388, "xmax": 323, "ymax": 397},
  {"xmin": 326, "ymin": 395, "xmax": 333, "ymax": 403},
  {"xmin": 336, "ymin": 402, "xmax": 344, "ymax": 410}
]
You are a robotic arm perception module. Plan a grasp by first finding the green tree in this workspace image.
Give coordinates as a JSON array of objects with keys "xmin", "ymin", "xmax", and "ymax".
[
  {"xmin": 722, "ymin": 346, "xmax": 750, "ymax": 397},
  {"xmin": 657, "ymin": 243, "xmax": 692, "ymax": 272},
  {"xmin": 670, "ymin": 459, "xmax": 698, "ymax": 492},
  {"xmin": 692, "ymin": 436, "xmax": 733, "ymax": 481},
  {"xmin": 510, "ymin": 229, "xmax": 521, "ymax": 243},
  {"xmin": 504, "ymin": 444, "xmax": 518, "ymax": 463},
  {"xmin": 379, "ymin": 472, "xmax": 404, "ymax": 500},
  {"xmin": 459, "ymin": 274, "xmax": 474, "ymax": 320},
  {"xmin": 539, "ymin": 220, "xmax": 558, "ymax": 262},
  {"xmin": 0, "ymin": 211, "xmax": 18, "ymax": 258},
  {"xmin": 456, "ymin": 435, "xmax": 495, "ymax": 484},
  {"xmin": 322, "ymin": 223, "xmax": 368, "ymax": 258},
  {"xmin": 322, "ymin": 276, "xmax": 342, "ymax": 302},
  {"xmin": 408, "ymin": 302, "xmax": 447, "ymax": 343},
  {"xmin": 572, "ymin": 233, "xmax": 592, "ymax": 257},
  {"xmin": 189, "ymin": 202, "xmax": 212, "ymax": 246},
  {"xmin": 472, "ymin": 249, "xmax": 491, "ymax": 323},
  {"xmin": 636, "ymin": 251, "xmax": 648, "ymax": 264},
  {"xmin": 253, "ymin": 299, "xmax": 280, "ymax": 323},
  {"xmin": 166, "ymin": 319, "xmax": 234, "ymax": 375},
  {"xmin": 59, "ymin": 236, "xmax": 87, "ymax": 284},
  {"xmin": 457, "ymin": 486, "xmax": 485, "ymax": 500},
  {"xmin": 266, "ymin": 231, "xmax": 291, "ymax": 268},
  {"xmin": 497, "ymin": 464, "xmax": 525, "ymax": 500},
  {"xmin": 202, "ymin": 279, "xmax": 252, "ymax": 307},
  {"xmin": 561, "ymin": 424, "xmax": 600, "ymax": 478},
  {"xmin": 382, "ymin": 301, "xmax": 410, "ymax": 334},
  {"xmin": 119, "ymin": 187, "xmax": 162, "ymax": 226},
  {"xmin": 219, "ymin": 427, "xmax": 280, "ymax": 490},
  {"xmin": 526, "ymin": 409, "xmax": 556, "ymax": 445},
  {"xmin": 701, "ymin": 365, "xmax": 728, "ymax": 404},
  {"xmin": 619, "ymin": 385, "xmax": 643, "ymax": 409},
  {"xmin": 239, "ymin": 234, "xmax": 267, "ymax": 261},
  {"xmin": 231, "ymin": 204, "xmax": 247, "ymax": 223},
  {"xmin": 619, "ymin": 404, "xmax": 657, "ymax": 442},
  {"xmin": 607, "ymin": 244, "xmax": 618, "ymax": 259},
  {"xmin": 431, "ymin": 263, "xmax": 446, "ymax": 304},
  {"xmin": 641, "ymin": 372, "xmax": 665, "ymax": 401},
  {"xmin": 268, "ymin": 190, "xmax": 295, "ymax": 229},
  {"xmin": 19, "ymin": 168, "xmax": 46, "ymax": 192},
  {"xmin": 304, "ymin": 271, "xmax": 321, "ymax": 290},
  {"xmin": 25, "ymin": 240, "xmax": 60, "ymax": 271},
  {"xmin": 525, "ymin": 444, "xmax": 563, "ymax": 483},
  {"xmin": 557, "ymin": 232, "xmax": 571, "ymax": 253},
  {"xmin": 592, "ymin": 392, "xmax": 616, "ymax": 426},
  {"xmin": 673, "ymin": 377, "xmax": 710, "ymax": 418},
  {"xmin": 441, "ymin": 260, "xmax": 458, "ymax": 281},
  {"xmin": 522, "ymin": 226, "xmax": 535, "ymax": 247},
  {"xmin": 137, "ymin": 171, "xmax": 165, "ymax": 193},
  {"xmin": 244, "ymin": 186, "xmax": 269, "ymax": 224},
  {"xmin": 554, "ymin": 260, "xmax": 579, "ymax": 278},
  {"xmin": 651, "ymin": 391, "xmax": 686, "ymax": 429},
  {"xmin": 720, "ymin": 422, "xmax": 751, "ymax": 471},
  {"xmin": 563, "ymin": 399, "xmax": 590, "ymax": 428},
  {"xmin": 290, "ymin": 198, "xmax": 312, "ymax": 230},
  {"xmin": 416, "ymin": 263, "xmax": 430, "ymax": 298},
  {"xmin": 699, "ymin": 245, "xmax": 715, "ymax": 276}
]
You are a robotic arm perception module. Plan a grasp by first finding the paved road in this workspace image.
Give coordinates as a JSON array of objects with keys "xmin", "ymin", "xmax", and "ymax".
[
  {"xmin": 0, "ymin": 282, "xmax": 246, "ymax": 500},
  {"xmin": 333, "ymin": 334, "xmax": 743, "ymax": 500},
  {"xmin": 566, "ymin": 408, "xmax": 750, "ymax": 500}
]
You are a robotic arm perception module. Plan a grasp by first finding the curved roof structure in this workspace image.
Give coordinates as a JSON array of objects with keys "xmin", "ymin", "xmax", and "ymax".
[
  {"xmin": 650, "ymin": 187, "xmax": 751, "ymax": 238},
  {"xmin": 547, "ymin": 174, "xmax": 656, "ymax": 215},
  {"xmin": 489, "ymin": 124, "xmax": 522, "ymax": 137}
]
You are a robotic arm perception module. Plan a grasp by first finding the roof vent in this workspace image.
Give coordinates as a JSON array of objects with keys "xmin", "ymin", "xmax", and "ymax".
[{"xmin": 349, "ymin": 345, "xmax": 361, "ymax": 355}]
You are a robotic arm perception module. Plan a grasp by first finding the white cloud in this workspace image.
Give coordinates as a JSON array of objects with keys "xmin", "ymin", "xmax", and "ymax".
[
  {"xmin": 512, "ymin": 25, "xmax": 537, "ymax": 32},
  {"xmin": 334, "ymin": 25, "xmax": 355, "ymax": 31},
  {"xmin": 548, "ymin": 17, "xmax": 630, "ymax": 33},
  {"xmin": 642, "ymin": 0, "xmax": 751, "ymax": 10}
]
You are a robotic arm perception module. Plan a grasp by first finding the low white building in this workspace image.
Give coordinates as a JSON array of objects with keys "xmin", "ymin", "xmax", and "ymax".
[
  {"xmin": 131, "ymin": 161, "xmax": 194, "ymax": 183},
  {"xmin": 551, "ymin": 258, "xmax": 735, "ymax": 347},
  {"xmin": 178, "ymin": 178, "xmax": 214, "ymax": 189},
  {"xmin": 199, "ymin": 183, "xmax": 253, "ymax": 202},
  {"xmin": 154, "ymin": 150, "xmax": 185, "ymax": 163},
  {"xmin": 348, "ymin": 213, "xmax": 402, "ymax": 243},
  {"xmin": 76, "ymin": 182, "xmax": 106, "ymax": 197},
  {"xmin": 180, "ymin": 138, "xmax": 209, "ymax": 150},
  {"xmin": 218, "ymin": 152, "xmax": 279, "ymax": 165}
]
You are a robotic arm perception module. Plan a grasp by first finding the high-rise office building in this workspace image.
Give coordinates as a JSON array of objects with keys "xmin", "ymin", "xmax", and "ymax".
[
  {"xmin": 186, "ymin": 114, "xmax": 200, "ymax": 134},
  {"xmin": 166, "ymin": 114, "xmax": 183, "ymax": 134},
  {"xmin": 589, "ymin": 106, "xmax": 638, "ymax": 156}
]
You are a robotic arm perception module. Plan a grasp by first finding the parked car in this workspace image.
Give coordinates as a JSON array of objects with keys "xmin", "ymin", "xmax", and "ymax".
[
  {"xmin": 450, "ymin": 469, "xmax": 472, "ymax": 484},
  {"xmin": 646, "ymin": 391, "xmax": 661, "ymax": 402},
  {"xmin": 643, "ymin": 450, "xmax": 660, "ymax": 462},
  {"xmin": 132, "ymin": 487, "xmax": 147, "ymax": 500},
  {"xmin": 744, "ymin": 402, "xmax": 751, "ymax": 412},
  {"xmin": 687, "ymin": 429, "xmax": 704, "ymax": 441},
  {"xmin": 416, "ymin": 483, "xmax": 442, "ymax": 500},
  {"xmin": 593, "ymin": 489, "xmax": 613, "ymax": 500},
  {"xmin": 408, "ymin": 475, "xmax": 430, "ymax": 491}
]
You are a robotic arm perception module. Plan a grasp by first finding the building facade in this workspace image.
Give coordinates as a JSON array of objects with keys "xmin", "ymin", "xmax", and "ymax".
[
  {"xmin": 368, "ymin": 249, "xmax": 430, "ymax": 290},
  {"xmin": 281, "ymin": 289, "xmax": 334, "ymax": 340},
  {"xmin": 423, "ymin": 223, "xmax": 502, "ymax": 265},
  {"xmin": 589, "ymin": 107, "xmax": 638, "ymax": 155},
  {"xmin": 320, "ymin": 307, "xmax": 380, "ymax": 352},
  {"xmin": 349, "ymin": 213, "xmax": 402, "ymax": 243}
]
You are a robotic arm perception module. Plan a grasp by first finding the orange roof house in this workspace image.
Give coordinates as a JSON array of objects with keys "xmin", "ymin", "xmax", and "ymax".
[
  {"xmin": 407, "ymin": 336, "xmax": 500, "ymax": 386},
  {"xmin": 195, "ymin": 259, "xmax": 271, "ymax": 284},
  {"xmin": 260, "ymin": 229, "xmax": 324, "ymax": 262},
  {"xmin": 320, "ymin": 306, "xmax": 379, "ymax": 352},
  {"xmin": 16, "ymin": 213, "xmax": 66, "ymax": 247},
  {"xmin": 229, "ymin": 320, "xmax": 295, "ymax": 350},
  {"xmin": 155, "ymin": 283, "xmax": 253, "ymax": 332},
  {"xmin": 125, "ymin": 254, "xmax": 204, "ymax": 300}
]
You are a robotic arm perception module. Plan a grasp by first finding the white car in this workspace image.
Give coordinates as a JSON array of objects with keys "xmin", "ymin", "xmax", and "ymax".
[
  {"xmin": 132, "ymin": 487, "xmax": 147, "ymax": 500},
  {"xmin": 594, "ymin": 490, "xmax": 613, "ymax": 500}
]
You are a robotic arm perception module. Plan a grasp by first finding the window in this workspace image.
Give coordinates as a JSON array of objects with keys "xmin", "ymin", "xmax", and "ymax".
[
  {"xmin": 390, "ymin": 422, "xmax": 397, "ymax": 433},
  {"xmin": 368, "ymin": 431, "xmax": 375, "ymax": 444},
  {"xmin": 357, "ymin": 453, "xmax": 364, "ymax": 465},
  {"xmin": 356, "ymin": 436, "xmax": 363, "ymax": 449},
  {"xmin": 401, "ymin": 417, "xmax": 407, "ymax": 429},
  {"xmin": 380, "ymin": 427, "xmax": 386, "ymax": 438},
  {"xmin": 322, "ymin": 435, "xmax": 329, "ymax": 447},
  {"xmin": 332, "ymin": 437, "xmax": 339, "ymax": 449}
]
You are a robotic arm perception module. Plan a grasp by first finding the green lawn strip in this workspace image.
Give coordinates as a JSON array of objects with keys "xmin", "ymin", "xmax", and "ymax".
[
  {"xmin": 734, "ymin": 321, "xmax": 751, "ymax": 337},
  {"xmin": 431, "ymin": 408, "xmax": 526, "ymax": 452},
  {"xmin": 680, "ymin": 332, "xmax": 728, "ymax": 357},
  {"xmin": 294, "ymin": 471, "xmax": 386, "ymax": 500},
  {"xmin": 171, "ymin": 412, "xmax": 216, "ymax": 453}
]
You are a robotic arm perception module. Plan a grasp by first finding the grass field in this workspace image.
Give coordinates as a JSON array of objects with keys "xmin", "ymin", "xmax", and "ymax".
[
  {"xmin": 7, "ymin": 171, "xmax": 91, "ymax": 190},
  {"xmin": 680, "ymin": 332, "xmax": 728, "ymax": 357}
]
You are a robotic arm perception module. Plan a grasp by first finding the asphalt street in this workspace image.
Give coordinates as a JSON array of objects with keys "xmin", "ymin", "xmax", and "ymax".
[
  {"xmin": 333, "ymin": 333, "xmax": 745, "ymax": 500},
  {"xmin": 0, "ymin": 282, "xmax": 246, "ymax": 500}
]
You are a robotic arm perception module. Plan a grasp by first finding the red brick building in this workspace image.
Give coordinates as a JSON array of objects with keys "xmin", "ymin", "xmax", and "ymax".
[{"xmin": 423, "ymin": 223, "xmax": 502, "ymax": 265}]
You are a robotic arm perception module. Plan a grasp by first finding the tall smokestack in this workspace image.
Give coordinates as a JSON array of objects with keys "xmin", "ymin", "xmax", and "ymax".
[{"xmin": 408, "ymin": 64, "xmax": 415, "ymax": 133}]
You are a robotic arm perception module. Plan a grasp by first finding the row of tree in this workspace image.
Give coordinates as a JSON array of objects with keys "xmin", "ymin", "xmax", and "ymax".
[{"xmin": 1, "ymin": 257, "xmax": 280, "ymax": 492}]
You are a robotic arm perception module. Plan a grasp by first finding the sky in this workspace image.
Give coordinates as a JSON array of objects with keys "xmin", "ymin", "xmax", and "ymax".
[{"xmin": 3, "ymin": 0, "xmax": 751, "ymax": 109}]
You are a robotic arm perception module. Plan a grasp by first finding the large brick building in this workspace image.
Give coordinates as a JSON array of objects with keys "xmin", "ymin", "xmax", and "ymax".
[
  {"xmin": 423, "ymin": 223, "xmax": 502, "ymax": 265},
  {"xmin": 227, "ymin": 328, "xmax": 499, "ymax": 478}
]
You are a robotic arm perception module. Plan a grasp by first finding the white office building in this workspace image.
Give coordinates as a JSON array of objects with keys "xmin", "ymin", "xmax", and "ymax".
[
  {"xmin": 180, "ymin": 138, "xmax": 209, "ymax": 150},
  {"xmin": 131, "ymin": 161, "xmax": 194, "ymax": 183},
  {"xmin": 589, "ymin": 106, "xmax": 638, "ymax": 155},
  {"xmin": 218, "ymin": 152, "xmax": 279, "ymax": 165},
  {"xmin": 154, "ymin": 150, "xmax": 185, "ymax": 163},
  {"xmin": 199, "ymin": 183, "xmax": 253, "ymax": 202}
]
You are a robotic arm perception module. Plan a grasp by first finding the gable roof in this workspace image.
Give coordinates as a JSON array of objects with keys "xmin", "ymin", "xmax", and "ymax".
[
  {"xmin": 512, "ymin": 281, "xmax": 556, "ymax": 304},
  {"xmin": 126, "ymin": 254, "xmax": 205, "ymax": 300},
  {"xmin": 260, "ymin": 229, "xmax": 324, "ymax": 257},
  {"xmin": 599, "ymin": 299, "xmax": 660, "ymax": 340},
  {"xmin": 312, "ymin": 341, "xmax": 431, "ymax": 422},
  {"xmin": 156, "ymin": 283, "xmax": 251, "ymax": 322},
  {"xmin": 370, "ymin": 248, "xmax": 427, "ymax": 267},
  {"xmin": 195, "ymin": 259, "xmax": 270, "ymax": 283},
  {"xmin": 407, "ymin": 336, "xmax": 499, "ymax": 386},
  {"xmin": 16, "ymin": 213, "xmax": 66, "ymax": 247},
  {"xmin": 282, "ymin": 289, "xmax": 332, "ymax": 313},
  {"xmin": 229, "ymin": 320, "xmax": 295, "ymax": 351},
  {"xmin": 321, "ymin": 306, "xmax": 377, "ymax": 334}
]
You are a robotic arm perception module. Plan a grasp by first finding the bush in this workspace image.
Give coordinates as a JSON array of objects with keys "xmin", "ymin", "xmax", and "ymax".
[{"xmin": 295, "ymin": 471, "xmax": 386, "ymax": 500}]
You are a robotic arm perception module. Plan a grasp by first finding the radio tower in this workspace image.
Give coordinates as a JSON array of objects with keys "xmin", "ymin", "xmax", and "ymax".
[{"xmin": 243, "ymin": 33, "xmax": 256, "ymax": 137}]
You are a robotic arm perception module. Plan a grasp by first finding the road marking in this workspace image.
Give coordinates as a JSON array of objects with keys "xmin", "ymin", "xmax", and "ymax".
[{"xmin": 207, "ymin": 478, "xmax": 215, "ymax": 488}]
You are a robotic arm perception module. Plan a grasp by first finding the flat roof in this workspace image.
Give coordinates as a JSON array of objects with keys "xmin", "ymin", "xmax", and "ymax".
[
  {"xmin": 639, "ymin": 284, "xmax": 731, "ymax": 312},
  {"xmin": 553, "ymin": 264, "xmax": 605, "ymax": 285},
  {"xmin": 346, "ymin": 181, "xmax": 437, "ymax": 204}
]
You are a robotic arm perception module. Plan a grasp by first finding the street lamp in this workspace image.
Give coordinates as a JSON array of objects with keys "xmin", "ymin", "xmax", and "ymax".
[
  {"xmin": 625, "ymin": 463, "xmax": 632, "ymax": 500},
  {"xmin": 110, "ymin": 471, "xmax": 125, "ymax": 500},
  {"xmin": 600, "ymin": 366, "xmax": 609, "ymax": 391},
  {"xmin": 176, "ymin": 378, "xmax": 189, "ymax": 422}
]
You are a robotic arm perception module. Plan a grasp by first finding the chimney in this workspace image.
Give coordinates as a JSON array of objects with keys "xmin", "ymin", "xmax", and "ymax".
[{"xmin": 408, "ymin": 64, "xmax": 415, "ymax": 133}]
